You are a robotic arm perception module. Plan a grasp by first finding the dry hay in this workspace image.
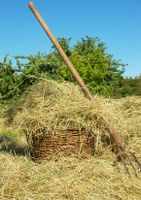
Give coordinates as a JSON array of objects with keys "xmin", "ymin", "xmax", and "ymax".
[
  {"xmin": 1, "ymin": 80, "xmax": 141, "ymax": 199},
  {"xmin": 11, "ymin": 80, "xmax": 115, "ymax": 149},
  {"xmin": 6, "ymin": 80, "xmax": 141, "ymax": 156},
  {"xmin": 0, "ymin": 153, "xmax": 141, "ymax": 200}
]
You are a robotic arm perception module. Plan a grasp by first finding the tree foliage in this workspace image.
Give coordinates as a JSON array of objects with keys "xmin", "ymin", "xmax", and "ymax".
[
  {"xmin": 0, "ymin": 36, "xmax": 140, "ymax": 101},
  {"xmin": 0, "ymin": 55, "xmax": 20, "ymax": 100}
]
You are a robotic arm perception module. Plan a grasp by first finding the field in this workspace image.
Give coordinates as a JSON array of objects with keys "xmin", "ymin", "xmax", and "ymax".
[{"xmin": 0, "ymin": 80, "xmax": 141, "ymax": 200}]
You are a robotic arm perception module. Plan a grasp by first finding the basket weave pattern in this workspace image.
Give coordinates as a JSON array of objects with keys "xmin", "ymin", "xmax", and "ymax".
[{"xmin": 30, "ymin": 127, "xmax": 94, "ymax": 162}]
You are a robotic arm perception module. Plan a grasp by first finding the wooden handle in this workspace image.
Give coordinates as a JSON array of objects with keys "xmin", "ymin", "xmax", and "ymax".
[{"xmin": 28, "ymin": 2, "xmax": 94, "ymax": 100}]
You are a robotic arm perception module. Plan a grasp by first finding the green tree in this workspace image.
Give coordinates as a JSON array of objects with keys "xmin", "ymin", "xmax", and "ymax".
[
  {"xmin": 70, "ymin": 37, "xmax": 125, "ymax": 96},
  {"xmin": 119, "ymin": 75, "xmax": 141, "ymax": 97},
  {"xmin": 0, "ymin": 36, "xmax": 127, "ymax": 100},
  {"xmin": 0, "ymin": 55, "xmax": 20, "ymax": 100},
  {"xmin": 42, "ymin": 36, "xmax": 125, "ymax": 97}
]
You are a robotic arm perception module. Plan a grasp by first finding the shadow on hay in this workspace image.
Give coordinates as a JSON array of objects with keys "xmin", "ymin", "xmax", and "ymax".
[{"xmin": 0, "ymin": 136, "xmax": 30, "ymax": 156}]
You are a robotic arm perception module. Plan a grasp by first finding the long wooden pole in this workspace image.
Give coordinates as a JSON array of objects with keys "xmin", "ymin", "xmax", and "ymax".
[
  {"xmin": 28, "ymin": 2, "xmax": 125, "ymax": 152},
  {"xmin": 28, "ymin": 2, "xmax": 93, "ymax": 101}
]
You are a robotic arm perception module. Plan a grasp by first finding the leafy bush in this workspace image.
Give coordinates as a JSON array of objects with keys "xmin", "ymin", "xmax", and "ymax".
[{"xmin": 0, "ymin": 36, "xmax": 141, "ymax": 101}]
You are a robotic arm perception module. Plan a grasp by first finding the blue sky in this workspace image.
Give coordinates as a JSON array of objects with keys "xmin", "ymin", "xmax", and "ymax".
[{"xmin": 0, "ymin": 0, "xmax": 141, "ymax": 77}]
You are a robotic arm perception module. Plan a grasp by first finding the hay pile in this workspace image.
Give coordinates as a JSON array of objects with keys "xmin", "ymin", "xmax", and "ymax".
[
  {"xmin": 1, "ymin": 80, "xmax": 141, "ymax": 199},
  {"xmin": 10, "ymin": 79, "xmax": 141, "ymax": 155}
]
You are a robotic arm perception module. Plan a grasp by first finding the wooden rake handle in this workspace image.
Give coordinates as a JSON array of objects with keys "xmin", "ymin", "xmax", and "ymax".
[
  {"xmin": 28, "ymin": 2, "xmax": 93, "ymax": 101},
  {"xmin": 28, "ymin": 2, "xmax": 125, "ymax": 152}
]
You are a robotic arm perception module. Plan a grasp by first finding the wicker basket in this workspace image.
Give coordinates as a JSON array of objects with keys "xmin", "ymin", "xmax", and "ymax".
[{"xmin": 30, "ymin": 127, "xmax": 94, "ymax": 162}]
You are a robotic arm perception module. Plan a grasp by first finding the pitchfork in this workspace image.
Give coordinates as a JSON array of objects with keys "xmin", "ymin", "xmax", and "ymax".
[{"xmin": 28, "ymin": 2, "xmax": 141, "ymax": 176}]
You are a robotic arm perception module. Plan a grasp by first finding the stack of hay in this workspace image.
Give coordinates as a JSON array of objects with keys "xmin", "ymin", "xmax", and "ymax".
[
  {"xmin": 9, "ymin": 79, "xmax": 141, "ymax": 162},
  {"xmin": 1, "ymin": 80, "xmax": 141, "ymax": 199}
]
